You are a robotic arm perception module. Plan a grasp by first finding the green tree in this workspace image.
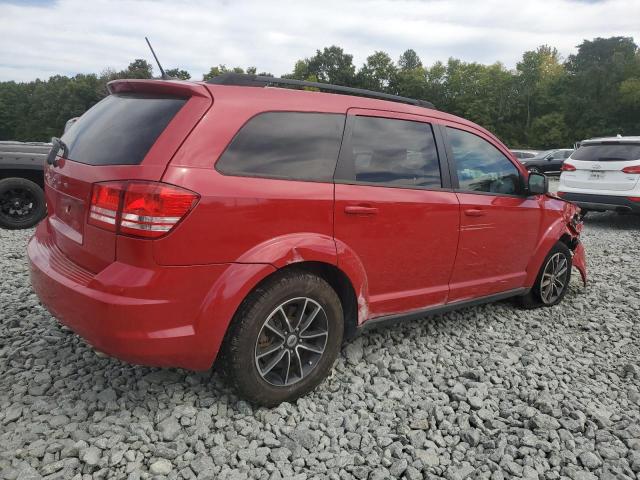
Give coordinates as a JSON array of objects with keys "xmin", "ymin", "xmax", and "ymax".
[
  {"xmin": 357, "ymin": 51, "xmax": 397, "ymax": 92},
  {"xmin": 398, "ymin": 49, "xmax": 422, "ymax": 71},
  {"xmin": 564, "ymin": 37, "xmax": 638, "ymax": 139},
  {"xmin": 165, "ymin": 68, "xmax": 191, "ymax": 80},
  {"xmin": 202, "ymin": 65, "xmax": 246, "ymax": 81},
  {"xmin": 291, "ymin": 46, "xmax": 357, "ymax": 86},
  {"xmin": 529, "ymin": 113, "xmax": 570, "ymax": 149},
  {"xmin": 516, "ymin": 45, "xmax": 564, "ymax": 141},
  {"xmin": 120, "ymin": 59, "xmax": 153, "ymax": 79}
]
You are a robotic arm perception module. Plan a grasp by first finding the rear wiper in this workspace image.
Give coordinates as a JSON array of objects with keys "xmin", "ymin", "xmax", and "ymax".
[{"xmin": 46, "ymin": 137, "xmax": 68, "ymax": 167}]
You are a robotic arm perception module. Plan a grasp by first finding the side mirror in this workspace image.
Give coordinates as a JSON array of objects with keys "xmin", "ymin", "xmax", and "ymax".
[
  {"xmin": 546, "ymin": 154, "xmax": 553, "ymax": 161},
  {"xmin": 528, "ymin": 172, "xmax": 548, "ymax": 195}
]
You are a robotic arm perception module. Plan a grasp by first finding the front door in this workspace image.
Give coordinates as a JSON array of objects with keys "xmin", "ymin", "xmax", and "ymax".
[
  {"xmin": 442, "ymin": 125, "xmax": 542, "ymax": 302},
  {"xmin": 334, "ymin": 110, "xmax": 460, "ymax": 318}
]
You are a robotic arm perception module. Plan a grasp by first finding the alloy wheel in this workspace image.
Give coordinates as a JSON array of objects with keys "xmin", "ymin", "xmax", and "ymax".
[
  {"xmin": 540, "ymin": 252, "xmax": 569, "ymax": 304},
  {"xmin": 254, "ymin": 297, "xmax": 329, "ymax": 387}
]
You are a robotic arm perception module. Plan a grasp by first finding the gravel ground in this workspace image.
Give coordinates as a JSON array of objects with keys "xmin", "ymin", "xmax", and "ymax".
[{"xmin": 1, "ymin": 213, "xmax": 639, "ymax": 480}]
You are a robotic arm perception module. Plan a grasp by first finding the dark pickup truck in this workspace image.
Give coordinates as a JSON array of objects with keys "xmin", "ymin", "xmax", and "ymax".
[{"xmin": 0, "ymin": 141, "xmax": 49, "ymax": 229}]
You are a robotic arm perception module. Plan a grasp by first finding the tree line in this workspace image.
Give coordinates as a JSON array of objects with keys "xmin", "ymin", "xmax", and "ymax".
[{"xmin": 0, "ymin": 36, "xmax": 638, "ymax": 149}]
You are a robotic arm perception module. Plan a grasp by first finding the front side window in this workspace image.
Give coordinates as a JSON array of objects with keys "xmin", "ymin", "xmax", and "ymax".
[
  {"xmin": 447, "ymin": 127, "xmax": 520, "ymax": 195},
  {"xmin": 216, "ymin": 112, "xmax": 345, "ymax": 182},
  {"xmin": 345, "ymin": 116, "xmax": 441, "ymax": 188}
]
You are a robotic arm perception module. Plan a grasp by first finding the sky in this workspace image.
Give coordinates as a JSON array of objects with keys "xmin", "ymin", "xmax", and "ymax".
[{"xmin": 0, "ymin": 0, "xmax": 639, "ymax": 82}]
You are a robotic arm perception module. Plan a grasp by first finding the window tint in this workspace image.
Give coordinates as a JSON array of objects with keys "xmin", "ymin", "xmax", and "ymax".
[
  {"xmin": 61, "ymin": 93, "xmax": 186, "ymax": 165},
  {"xmin": 347, "ymin": 116, "xmax": 441, "ymax": 188},
  {"xmin": 217, "ymin": 112, "xmax": 345, "ymax": 181},
  {"xmin": 447, "ymin": 127, "xmax": 520, "ymax": 195},
  {"xmin": 572, "ymin": 143, "xmax": 640, "ymax": 161}
]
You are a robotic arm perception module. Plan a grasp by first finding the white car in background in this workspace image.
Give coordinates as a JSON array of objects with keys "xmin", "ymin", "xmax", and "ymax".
[{"xmin": 558, "ymin": 136, "xmax": 640, "ymax": 215}]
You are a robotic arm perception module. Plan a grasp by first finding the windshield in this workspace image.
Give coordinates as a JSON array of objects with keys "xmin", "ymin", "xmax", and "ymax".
[{"xmin": 572, "ymin": 143, "xmax": 640, "ymax": 161}]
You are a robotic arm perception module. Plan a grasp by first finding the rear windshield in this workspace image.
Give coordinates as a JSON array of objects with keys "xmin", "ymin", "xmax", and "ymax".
[
  {"xmin": 572, "ymin": 143, "xmax": 640, "ymax": 162},
  {"xmin": 61, "ymin": 93, "xmax": 186, "ymax": 165}
]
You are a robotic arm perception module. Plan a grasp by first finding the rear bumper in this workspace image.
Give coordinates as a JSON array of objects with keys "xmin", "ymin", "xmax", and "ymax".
[
  {"xmin": 558, "ymin": 192, "xmax": 640, "ymax": 213},
  {"xmin": 27, "ymin": 223, "xmax": 232, "ymax": 370}
]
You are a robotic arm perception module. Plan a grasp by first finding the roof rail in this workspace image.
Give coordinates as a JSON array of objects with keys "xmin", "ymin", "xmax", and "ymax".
[{"xmin": 207, "ymin": 73, "xmax": 435, "ymax": 109}]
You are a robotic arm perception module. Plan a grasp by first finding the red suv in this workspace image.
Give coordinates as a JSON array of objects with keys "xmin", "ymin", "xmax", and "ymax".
[{"xmin": 28, "ymin": 74, "xmax": 587, "ymax": 406}]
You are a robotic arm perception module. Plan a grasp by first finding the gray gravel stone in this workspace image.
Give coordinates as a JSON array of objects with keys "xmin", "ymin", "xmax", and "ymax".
[
  {"xmin": 149, "ymin": 458, "xmax": 172, "ymax": 475},
  {"xmin": 80, "ymin": 446, "xmax": 101, "ymax": 466}
]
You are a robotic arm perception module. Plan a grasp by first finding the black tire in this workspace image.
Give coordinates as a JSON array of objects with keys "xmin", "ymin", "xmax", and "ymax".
[
  {"xmin": 219, "ymin": 270, "xmax": 343, "ymax": 407},
  {"xmin": 0, "ymin": 177, "xmax": 46, "ymax": 230},
  {"xmin": 518, "ymin": 242, "xmax": 572, "ymax": 309}
]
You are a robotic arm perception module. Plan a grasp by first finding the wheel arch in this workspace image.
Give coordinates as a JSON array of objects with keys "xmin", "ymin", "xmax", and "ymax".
[
  {"xmin": 196, "ymin": 233, "xmax": 370, "ymax": 368},
  {"xmin": 524, "ymin": 219, "xmax": 579, "ymax": 287}
]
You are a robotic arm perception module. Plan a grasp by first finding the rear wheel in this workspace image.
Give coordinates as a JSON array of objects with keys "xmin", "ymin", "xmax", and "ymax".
[
  {"xmin": 220, "ymin": 270, "xmax": 343, "ymax": 406},
  {"xmin": 518, "ymin": 242, "xmax": 572, "ymax": 309},
  {"xmin": 0, "ymin": 178, "xmax": 46, "ymax": 230}
]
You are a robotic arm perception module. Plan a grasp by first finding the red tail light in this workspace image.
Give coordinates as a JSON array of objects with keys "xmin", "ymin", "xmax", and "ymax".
[
  {"xmin": 622, "ymin": 165, "xmax": 640, "ymax": 174},
  {"xmin": 629, "ymin": 196, "xmax": 640, "ymax": 202},
  {"xmin": 88, "ymin": 181, "xmax": 199, "ymax": 239},
  {"xmin": 89, "ymin": 182, "xmax": 122, "ymax": 232},
  {"xmin": 561, "ymin": 163, "xmax": 576, "ymax": 172}
]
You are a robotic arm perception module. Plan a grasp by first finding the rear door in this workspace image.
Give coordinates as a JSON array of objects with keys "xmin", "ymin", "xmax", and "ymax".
[
  {"xmin": 442, "ymin": 125, "xmax": 541, "ymax": 301},
  {"xmin": 44, "ymin": 80, "xmax": 211, "ymax": 272},
  {"xmin": 562, "ymin": 142, "xmax": 640, "ymax": 191},
  {"xmin": 334, "ymin": 109, "xmax": 460, "ymax": 317}
]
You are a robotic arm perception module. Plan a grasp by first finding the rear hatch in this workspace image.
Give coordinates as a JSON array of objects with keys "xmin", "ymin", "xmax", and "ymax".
[
  {"xmin": 562, "ymin": 142, "xmax": 640, "ymax": 191},
  {"xmin": 44, "ymin": 80, "xmax": 212, "ymax": 273}
]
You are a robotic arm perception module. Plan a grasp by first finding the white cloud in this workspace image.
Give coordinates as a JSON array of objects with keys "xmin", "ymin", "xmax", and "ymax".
[{"xmin": 0, "ymin": 0, "xmax": 638, "ymax": 82}]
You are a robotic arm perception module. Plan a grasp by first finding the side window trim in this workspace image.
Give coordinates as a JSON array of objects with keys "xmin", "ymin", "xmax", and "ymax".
[
  {"xmin": 334, "ymin": 113, "xmax": 452, "ymax": 191},
  {"xmin": 433, "ymin": 123, "xmax": 455, "ymax": 190},
  {"xmin": 441, "ymin": 125, "xmax": 527, "ymax": 197}
]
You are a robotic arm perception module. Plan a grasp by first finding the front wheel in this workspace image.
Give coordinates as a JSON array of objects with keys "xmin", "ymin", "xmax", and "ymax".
[
  {"xmin": 220, "ymin": 270, "xmax": 343, "ymax": 406},
  {"xmin": 518, "ymin": 242, "xmax": 572, "ymax": 308},
  {"xmin": 0, "ymin": 177, "xmax": 46, "ymax": 230}
]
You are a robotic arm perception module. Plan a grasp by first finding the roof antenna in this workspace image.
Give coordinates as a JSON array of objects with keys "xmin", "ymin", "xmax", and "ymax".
[{"xmin": 145, "ymin": 36, "xmax": 173, "ymax": 80}]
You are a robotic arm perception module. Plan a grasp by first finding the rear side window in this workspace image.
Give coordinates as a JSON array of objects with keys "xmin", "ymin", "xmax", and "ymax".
[
  {"xmin": 216, "ymin": 112, "xmax": 345, "ymax": 182},
  {"xmin": 447, "ymin": 127, "xmax": 520, "ymax": 195},
  {"xmin": 343, "ymin": 116, "xmax": 442, "ymax": 188},
  {"xmin": 61, "ymin": 93, "xmax": 186, "ymax": 165},
  {"xmin": 572, "ymin": 143, "xmax": 640, "ymax": 161}
]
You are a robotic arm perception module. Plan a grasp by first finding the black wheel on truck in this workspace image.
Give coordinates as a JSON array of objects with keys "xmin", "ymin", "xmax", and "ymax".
[{"xmin": 0, "ymin": 177, "xmax": 46, "ymax": 230}]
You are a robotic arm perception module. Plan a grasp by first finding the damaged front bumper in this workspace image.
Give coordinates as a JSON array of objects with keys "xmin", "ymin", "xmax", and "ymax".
[{"xmin": 572, "ymin": 241, "xmax": 587, "ymax": 286}]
